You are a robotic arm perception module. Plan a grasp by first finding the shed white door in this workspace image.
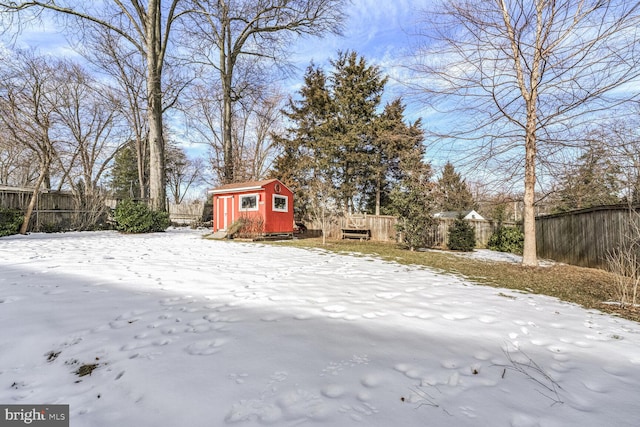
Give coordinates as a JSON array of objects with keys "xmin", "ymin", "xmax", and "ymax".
[
  {"xmin": 223, "ymin": 197, "xmax": 229, "ymax": 230},
  {"xmin": 216, "ymin": 196, "xmax": 233, "ymax": 231},
  {"xmin": 220, "ymin": 196, "xmax": 234, "ymax": 231}
]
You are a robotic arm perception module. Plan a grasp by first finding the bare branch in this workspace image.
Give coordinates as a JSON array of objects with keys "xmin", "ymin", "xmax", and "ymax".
[{"xmin": 409, "ymin": 0, "xmax": 640, "ymax": 265}]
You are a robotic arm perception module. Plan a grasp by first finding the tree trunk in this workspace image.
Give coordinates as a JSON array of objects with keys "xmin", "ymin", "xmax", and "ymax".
[
  {"xmin": 375, "ymin": 173, "xmax": 381, "ymax": 216},
  {"xmin": 221, "ymin": 31, "xmax": 234, "ymax": 184},
  {"xmin": 522, "ymin": 118, "xmax": 538, "ymax": 266},
  {"xmin": 146, "ymin": 0, "xmax": 166, "ymax": 211},
  {"xmin": 20, "ymin": 160, "xmax": 49, "ymax": 234},
  {"xmin": 136, "ymin": 137, "xmax": 146, "ymax": 199},
  {"xmin": 222, "ymin": 75, "xmax": 234, "ymax": 184},
  {"xmin": 147, "ymin": 88, "xmax": 165, "ymax": 210}
]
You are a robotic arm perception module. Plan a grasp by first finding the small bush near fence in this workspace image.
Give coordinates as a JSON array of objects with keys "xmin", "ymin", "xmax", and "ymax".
[
  {"xmin": 396, "ymin": 215, "xmax": 435, "ymax": 251},
  {"xmin": 488, "ymin": 226, "xmax": 524, "ymax": 255},
  {"xmin": 113, "ymin": 199, "xmax": 170, "ymax": 233},
  {"xmin": 0, "ymin": 208, "xmax": 23, "ymax": 237},
  {"xmin": 447, "ymin": 218, "xmax": 476, "ymax": 251}
]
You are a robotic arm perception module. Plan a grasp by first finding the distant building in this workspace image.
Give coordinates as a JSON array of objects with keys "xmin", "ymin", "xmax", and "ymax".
[{"xmin": 433, "ymin": 210, "xmax": 485, "ymax": 221}]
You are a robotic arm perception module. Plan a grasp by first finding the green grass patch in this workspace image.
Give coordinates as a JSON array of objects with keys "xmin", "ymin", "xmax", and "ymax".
[{"xmin": 266, "ymin": 238, "xmax": 639, "ymax": 323}]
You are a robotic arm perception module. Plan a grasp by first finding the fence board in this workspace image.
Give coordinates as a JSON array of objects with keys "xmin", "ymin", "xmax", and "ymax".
[
  {"xmin": 426, "ymin": 219, "xmax": 510, "ymax": 248},
  {"xmin": 307, "ymin": 214, "xmax": 508, "ymax": 247},
  {"xmin": 535, "ymin": 205, "xmax": 639, "ymax": 270},
  {"xmin": 1, "ymin": 187, "xmax": 94, "ymax": 232},
  {"xmin": 308, "ymin": 214, "xmax": 398, "ymax": 242},
  {"xmin": 168, "ymin": 201, "xmax": 205, "ymax": 224}
]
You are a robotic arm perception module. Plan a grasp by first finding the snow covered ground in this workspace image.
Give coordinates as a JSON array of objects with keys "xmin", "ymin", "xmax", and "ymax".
[
  {"xmin": 426, "ymin": 248, "xmax": 556, "ymax": 267},
  {"xmin": 1, "ymin": 228, "xmax": 639, "ymax": 427}
]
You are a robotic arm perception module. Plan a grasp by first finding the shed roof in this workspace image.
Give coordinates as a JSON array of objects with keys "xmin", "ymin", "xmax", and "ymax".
[{"xmin": 208, "ymin": 179, "xmax": 291, "ymax": 195}]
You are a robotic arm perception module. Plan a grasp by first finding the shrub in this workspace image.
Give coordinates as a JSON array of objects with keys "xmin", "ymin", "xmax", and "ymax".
[
  {"xmin": 389, "ymin": 185, "xmax": 436, "ymax": 251},
  {"xmin": 237, "ymin": 215, "xmax": 264, "ymax": 238},
  {"xmin": 0, "ymin": 208, "xmax": 23, "ymax": 237},
  {"xmin": 225, "ymin": 216, "xmax": 265, "ymax": 238},
  {"xmin": 72, "ymin": 188, "xmax": 110, "ymax": 231},
  {"xmin": 396, "ymin": 215, "xmax": 434, "ymax": 251},
  {"xmin": 488, "ymin": 226, "xmax": 524, "ymax": 254},
  {"xmin": 448, "ymin": 217, "xmax": 476, "ymax": 251},
  {"xmin": 113, "ymin": 199, "xmax": 170, "ymax": 233}
]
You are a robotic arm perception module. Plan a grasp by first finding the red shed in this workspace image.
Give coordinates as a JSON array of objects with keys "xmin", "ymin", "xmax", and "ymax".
[{"xmin": 208, "ymin": 179, "xmax": 294, "ymax": 237}]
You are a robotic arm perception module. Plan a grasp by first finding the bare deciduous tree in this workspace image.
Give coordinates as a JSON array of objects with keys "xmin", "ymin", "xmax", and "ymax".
[
  {"xmin": 0, "ymin": 127, "xmax": 37, "ymax": 187},
  {"xmin": 233, "ymin": 91, "xmax": 285, "ymax": 182},
  {"xmin": 606, "ymin": 204, "xmax": 640, "ymax": 309},
  {"xmin": 412, "ymin": 0, "xmax": 640, "ymax": 265},
  {"xmin": 0, "ymin": 0, "xmax": 188, "ymax": 211},
  {"xmin": 0, "ymin": 50, "xmax": 60, "ymax": 233},
  {"xmin": 595, "ymin": 118, "xmax": 640, "ymax": 202},
  {"xmin": 182, "ymin": 0, "xmax": 346, "ymax": 184},
  {"xmin": 80, "ymin": 29, "xmax": 151, "ymax": 200},
  {"xmin": 53, "ymin": 61, "xmax": 126, "ymax": 229},
  {"xmin": 165, "ymin": 143, "xmax": 202, "ymax": 204},
  {"xmin": 184, "ymin": 81, "xmax": 284, "ymax": 186},
  {"xmin": 54, "ymin": 62, "xmax": 124, "ymax": 191}
]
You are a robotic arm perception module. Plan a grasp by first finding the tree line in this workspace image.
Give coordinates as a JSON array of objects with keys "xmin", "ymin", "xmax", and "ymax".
[
  {"xmin": 0, "ymin": 0, "xmax": 346, "ymax": 214},
  {"xmin": 1, "ymin": 0, "xmax": 640, "ymax": 266}
]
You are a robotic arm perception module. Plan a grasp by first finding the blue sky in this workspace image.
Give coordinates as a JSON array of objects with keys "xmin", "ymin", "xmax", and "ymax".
[
  {"xmin": 2, "ymin": 0, "xmax": 431, "ymax": 92},
  {"xmin": 1, "ymin": 0, "xmax": 433, "ymax": 116},
  {"xmin": 1, "ymin": 0, "xmax": 449, "ymax": 174},
  {"xmin": 290, "ymin": 0, "xmax": 431, "ymax": 111}
]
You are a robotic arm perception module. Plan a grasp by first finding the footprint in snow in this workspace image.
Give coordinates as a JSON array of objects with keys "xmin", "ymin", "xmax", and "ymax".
[
  {"xmin": 185, "ymin": 339, "xmax": 227, "ymax": 356},
  {"xmin": 320, "ymin": 384, "xmax": 346, "ymax": 398},
  {"xmin": 338, "ymin": 402, "xmax": 378, "ymax": 422},
  {"xmin": 228, "ymin": 373, "xmax": 249, "ymax": 384},
  {"xmin": 323, "ymin": 305, "xmax": 346, "ymax": 313},
  {"xmin": 225, "ymin": 399, "xmax": 281, "ymax": 424},
  {"xmin": 277, "ymin": 389, "xmax": 330, "ymax": 422},
  {"xmin": 478, "ymin": 315, "xmax": 498, "ymax": 324},
  {"xmin": 360, "ymin": 373, "xmax": 386, "ymax": 388},
  {"xmin": 394, "ymin": 363, "xmax": 424, "ymax": 380},
  {"xmin": 121, "ymin": 341, "xmax": 151, "ymax": 351},
  {"xmin": 185, "ymin": 321, "xmax": 211, "ymax": 333},
  {"xmin": 442, "ymin": 312, "xmax": 471, "ymax": 321}
]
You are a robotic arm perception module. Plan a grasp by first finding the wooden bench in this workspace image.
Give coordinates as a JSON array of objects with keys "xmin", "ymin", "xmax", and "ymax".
[{"xmin": 341, "ymin": 228, "xmax": 371, "ymax": 240}]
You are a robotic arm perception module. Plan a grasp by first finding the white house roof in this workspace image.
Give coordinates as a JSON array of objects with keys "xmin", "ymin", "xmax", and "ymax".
[{"xmin": 433, "ymin": 210, "xmax": 485, "ymax": 220}]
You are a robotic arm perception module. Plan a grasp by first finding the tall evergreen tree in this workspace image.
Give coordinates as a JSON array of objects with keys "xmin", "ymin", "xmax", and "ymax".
[
  {"xmin": 437, "ymin": 162, "xmax": 476, "ymax": 212},
  {"xmin": 388, "ymin": 153, "xmax": 436, "ymax": 251},
  {"xmin": 368, "ymin": 99, "xmax": 426, "ymax": 215},
  {"xmin": 328, "ymin": 51, "xmax": 387, "ymax": 212},
  {"xmin": 273, "ymin": 52, "xmax": 430, "ymax": 219},
  {"xmin": 270, "ymin": 64, "xmax": 333, "ymax": 219},
  {"xmin": 110, "ymin": 142, "xmax": 144, "ymax": 200}
]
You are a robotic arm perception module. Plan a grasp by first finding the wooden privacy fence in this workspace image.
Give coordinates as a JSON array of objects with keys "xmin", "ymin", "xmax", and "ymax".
[
  {"xmin": 536, "ymin": 205, "xmax": 640, "ymax": 270},
  {"xmin": 425, "ymin": 218, "xmax": 510, "ymax": 249},
  {"xmin": 168, "ymin": 201, "xmax": 205, "ymax": 224},
  {"xmin": 308, "ymin": 214, "xmax": 398, "ymax": 242},
  {"xmin": 307, "ymin": 214, "xmax": 507, "ymax": 247},
  {"xmin": 1, "ymin": 187, "xmax": 79, "ymax": 231}
]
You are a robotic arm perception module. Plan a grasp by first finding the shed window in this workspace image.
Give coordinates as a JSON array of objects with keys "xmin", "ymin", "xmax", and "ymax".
[
  {"xmin": 273, "ymin": 195, "xmax": 288, "ymax": 212},
  {"xmin": 240, "ymin": 194, "xmax": 258, "ymax": 211}
]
